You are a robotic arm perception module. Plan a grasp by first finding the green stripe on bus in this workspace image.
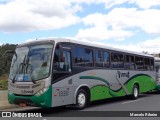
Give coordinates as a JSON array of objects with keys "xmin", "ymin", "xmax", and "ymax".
[{"xmin": 80, "ymin": 75, "xmax": 156, "ymax": 101}]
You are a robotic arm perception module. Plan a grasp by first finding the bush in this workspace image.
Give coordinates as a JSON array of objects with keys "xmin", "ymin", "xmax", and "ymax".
[
  {"xmin": 0, "ymin": 80, "xmax": 8, "ymax": 90},
  {"xmin": 0, "ymin": 74, "xmax": 8, "ymax": 81}
]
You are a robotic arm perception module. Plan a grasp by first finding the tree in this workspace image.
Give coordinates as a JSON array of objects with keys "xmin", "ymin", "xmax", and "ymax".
[
  {"xmin": 143, "ymin": 51, "xmax": 149, "ymax": 54},
  {"xmin": 0, "ymin": 44, "xmax": 17, "ymax": 77}
]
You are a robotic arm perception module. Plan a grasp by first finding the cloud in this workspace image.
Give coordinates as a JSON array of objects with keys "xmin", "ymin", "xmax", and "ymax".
[
  {"xmin": 0, "ymin": 0, "xmax": 11, "ymax": 3},
  {"xmin": 108, "ymin": 37, "xmax": 160, "ymax": 53},
  {"xmin": 72, "ymin": 0, "xmax": 160, "ymax": 9},
  {"xmin": 130, "ymin": 0, "xmax": 160, "ymax": 9},
  {"xmin": 107, "ymin": 8, "xmax": 160, "ymax": 34},
  {"xmin": 1, "ymin": 0, "xmax": 160, "ymax": 34},
  {"xmin": 25, "ymin": 38, "xmax": 36, "ymax": 43},
  {"xmin": 98, "ymin": 0, "xmax": 160, "ymax": 9},
  {"xmin": 0, "ymin": 0, "xmax": 81, "ymax": 32},
  {"xmin": 75, "ymin": 8, "xmax": 160, "ymax": 41},
  {"xmin": 103, "ymin": 0, "xmax": 130, "ymax": 9},
  {"xmin": 75, "ymin": 26, "xmax": 133, "ymax": 41}
]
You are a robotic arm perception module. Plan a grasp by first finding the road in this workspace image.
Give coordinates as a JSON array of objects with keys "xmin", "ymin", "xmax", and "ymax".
[{"xmin": 4, "ymin": 90, "xmax": 160, "ymax": 118}]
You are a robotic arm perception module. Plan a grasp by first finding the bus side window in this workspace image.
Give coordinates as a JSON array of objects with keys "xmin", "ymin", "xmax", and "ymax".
[
  {"xmin": 74, "ymin": 47, "xmax": 84, "ymax": 67},
  {"xmin": 125, "ymin": 55, "xmax": 135, "ymax": 70},
  {"xmin": 135, "ymin": 57, "xmax": 144, "ymax": 70},
  {"xmin": 130, "ymin": 56, "xmax": 135, "ymax": 70},
  {"xmin": 150, "ymin": 59, "xmax": 154, "ymax": 71},
  {"xmin": 74, "ymin": 47, "xmax": 93, "ymax": 67},
  {"xmin": 84, "ymin": 48, "xmax": 93, "ymax": 67},
  {"xmin": 124, "ymin": 55, "xmax": 130, "ymax": 69},
  {"xmin": 95, "ymin": 50, "xmax": 103, "ymax": 67},
  {"xmin": 144, "ymin": 58, "xmax": 150, "ymax": 70},
  {"xmin": 103, "ymin": 51, "xmax": 110, "ymax": 68},
  {"xmin": 111, "ymin": 53, "xmax": 124, "ymax": 68}
]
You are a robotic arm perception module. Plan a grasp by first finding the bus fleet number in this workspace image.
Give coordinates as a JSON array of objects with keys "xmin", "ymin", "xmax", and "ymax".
[{"xmin": 59, "ymin": 91, "xmax": 69, "ymax": 96}]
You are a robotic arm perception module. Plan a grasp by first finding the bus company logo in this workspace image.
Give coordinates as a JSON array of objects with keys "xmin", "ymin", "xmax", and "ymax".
[
  {"xmin": 2, "ymin": 112, "xmax": 11, "ymax": 117},
  {"xmin": 21, "ymin": 90, "xmax": 34, "ymax": 94},
  {"xmin": 117, "ymin": 71, "xmax": 130, "ymax": 79}
]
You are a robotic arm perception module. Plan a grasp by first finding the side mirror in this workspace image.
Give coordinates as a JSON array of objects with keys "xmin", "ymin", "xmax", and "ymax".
[
  {"xmin": 2, "ymin": 50, "xmax": 17, "ymax": 67},
  {"xmin": 3, "ymin": 50, "xmax": 15, "ymax": 57}
]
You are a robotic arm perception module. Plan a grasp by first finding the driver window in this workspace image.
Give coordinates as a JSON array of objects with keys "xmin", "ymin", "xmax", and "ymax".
[{"xmin": 53, "ymin": 50, "xmax": 71, "ymax": 72}]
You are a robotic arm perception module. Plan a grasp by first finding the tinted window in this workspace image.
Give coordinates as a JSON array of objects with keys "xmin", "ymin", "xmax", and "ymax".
[
  {"xmin": 103, "ymin": 51, "xmax": 110, "ymax": 68},
  {"xmin": 124, "ymin": 55, "xmax": 135, "ymax": 69},
  {"xmin": 74, "ymin": 46, "xmax": 93, "ymax": 67},
  {"xmin": 135, "ymin": 57, "xmax": 144, "ymax": 70},
  {"xmin": 95, "ymin": 50, "xmax": 103, "ymax": 67},
  {"xmin": 111, "ymin": 53, "xmax": 124, "ymax": 68},
  {"xmin": 74, "ymin": 47, "xmax": 84, "ymax": 66},
  {"xmin": 150, "ymin": 58, "xmax": 154, "ymax": 71},
  {"xmin": 144, "ymin": 58, "xmax": 150, "ymax": 70},
  {"xmin": 84, "ymin": 48, "xmax": 93, "ymax": 67}
]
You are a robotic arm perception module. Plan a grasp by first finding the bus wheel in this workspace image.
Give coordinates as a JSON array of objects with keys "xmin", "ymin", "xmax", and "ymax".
[
  {"xmin": 131, "ymin": 84, "xmax": 139, "ymax": 99},
  {"xmin": 76, "ymin": 89, "xmax": 87, "ymax": 110}
]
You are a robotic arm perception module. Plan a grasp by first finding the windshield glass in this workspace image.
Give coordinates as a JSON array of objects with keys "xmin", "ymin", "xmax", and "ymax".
[{"xmin": 9, "ymin": 44, "xmax": 53, "ymax": 82}]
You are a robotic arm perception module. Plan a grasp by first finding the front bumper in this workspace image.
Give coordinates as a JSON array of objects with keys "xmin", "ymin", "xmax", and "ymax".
[{"xmin": 8, "ymin": 86, "xmax": 52, "ymax": 108}]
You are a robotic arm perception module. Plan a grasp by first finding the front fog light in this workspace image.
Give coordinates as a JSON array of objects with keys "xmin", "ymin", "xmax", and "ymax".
[{"xmin": 36, "ymin": 87, "xmax": 49, "ymax": 96}]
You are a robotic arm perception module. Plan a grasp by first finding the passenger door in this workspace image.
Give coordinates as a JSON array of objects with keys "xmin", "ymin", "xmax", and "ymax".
[{"xmin": 52, "ymin": 46, "xmax": 74, "ymax": 106}]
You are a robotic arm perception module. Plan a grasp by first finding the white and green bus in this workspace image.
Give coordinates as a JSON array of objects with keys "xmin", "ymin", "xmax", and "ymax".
[
  {"xmin": 155, "ymin": 57, "xmax": 160, "ymax": 90},
  {"xmin": 8, "ymin": 38, "xmax": 157, "ymax": 109}
]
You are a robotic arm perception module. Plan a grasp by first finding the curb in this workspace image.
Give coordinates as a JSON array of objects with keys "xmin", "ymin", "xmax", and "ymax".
[
  {"xmin": 0, "ymin": 105, "xmax": 20, "ymax": 111},
  {"xmin": 0, "ymin": 90, "xmax": 8, "ymax": 101},
  {"xmin": 0, "ymin": 100, "xmax": 20, "ymax": 111},
  {"xmin": 1, "ymin": 106, "xmax": 40, "ymax": 112}
]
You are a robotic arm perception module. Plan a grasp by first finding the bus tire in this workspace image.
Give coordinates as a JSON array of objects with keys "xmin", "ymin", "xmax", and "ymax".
[
  {"xmin": 131, "ymin": 84, "xmax": 139, "ymax": 99},
  {"xmin": 76, "ymin": 89, "xmax": 88, "ymax": 110}
]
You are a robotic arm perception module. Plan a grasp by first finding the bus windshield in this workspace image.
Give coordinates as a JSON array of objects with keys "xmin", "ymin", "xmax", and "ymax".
[{"xmin": 9, "ymin": 44, "xmax": 53, "ymax": 82}]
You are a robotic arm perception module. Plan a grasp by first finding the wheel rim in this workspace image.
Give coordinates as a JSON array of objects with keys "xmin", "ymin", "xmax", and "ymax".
[
  {"xmin": 134, "ymin": 87, "xmax": 138, "ymax": 97},
  {"xmin": 78, "ymin": 93, "xmax": 86, "ymax": 107}
]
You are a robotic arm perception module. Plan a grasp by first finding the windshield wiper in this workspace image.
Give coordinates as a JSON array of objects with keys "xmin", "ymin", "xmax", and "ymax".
[
  {"xmin": 12, "ymin": 64, "xmax": 36, "ymax": 84},
  {"xmin": 12, "ymin": 55, "xmax": 36, "ymax": 84},
  {"xmin": 12, "ymin": 63, "xmax": 21, "ymax": 83}
]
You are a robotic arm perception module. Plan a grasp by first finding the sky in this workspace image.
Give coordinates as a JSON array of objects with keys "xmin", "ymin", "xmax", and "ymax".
[{"xmin": 0, "ymin": 0, "xmax": 160, "ymax": 54}]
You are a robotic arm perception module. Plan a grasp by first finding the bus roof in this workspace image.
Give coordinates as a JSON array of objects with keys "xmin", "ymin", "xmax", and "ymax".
[{"xmin": 19, "ymin": 37, "xmax": 153, "ymax": 58}]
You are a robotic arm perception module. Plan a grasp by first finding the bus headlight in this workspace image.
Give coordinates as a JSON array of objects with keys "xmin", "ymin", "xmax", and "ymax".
[{"xmin": 35, "ymin": 87, "xmax": 49, "ymax": 96}]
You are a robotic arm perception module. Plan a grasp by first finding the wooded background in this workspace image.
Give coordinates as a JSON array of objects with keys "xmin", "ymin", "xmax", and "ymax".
[{"xmin": 0, "ymin": 44, "xmax": 17, "ymax": 79}]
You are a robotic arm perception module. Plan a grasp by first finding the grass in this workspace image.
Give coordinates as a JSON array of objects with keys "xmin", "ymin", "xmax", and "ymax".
[{"xmin": 0, "ymin": 74, "xmax": 8, "ymax": 90}]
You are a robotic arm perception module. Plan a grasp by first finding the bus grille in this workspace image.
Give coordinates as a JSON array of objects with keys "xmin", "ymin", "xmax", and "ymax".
[{"xmin": 14, "ymin": 98, "xmax": 35, "ymax": 106}]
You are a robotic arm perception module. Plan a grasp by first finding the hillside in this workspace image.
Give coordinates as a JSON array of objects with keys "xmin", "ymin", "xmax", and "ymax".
[{"xmin": 0, "ymin": 44, "xmax": 17, "ymax": 78}]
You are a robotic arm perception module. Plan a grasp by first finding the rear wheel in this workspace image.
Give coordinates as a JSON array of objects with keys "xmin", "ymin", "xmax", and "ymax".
[
  {"xmin": 131, "ymin": 84, "xmax": 139, "ymax": 99},
  {"xmin": 76, "ymin": 89, "xmax": 88, "ymax": 110}
]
